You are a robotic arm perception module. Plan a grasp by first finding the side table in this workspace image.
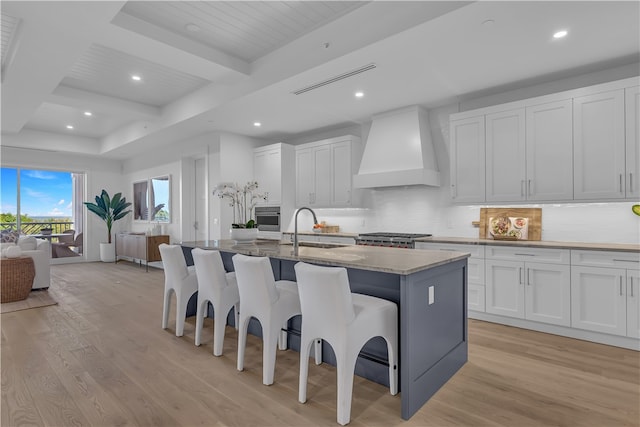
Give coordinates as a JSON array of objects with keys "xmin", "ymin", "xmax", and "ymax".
[{"xmin": 1, "ymin": 256, "xmax": 35, "ymax": 303}]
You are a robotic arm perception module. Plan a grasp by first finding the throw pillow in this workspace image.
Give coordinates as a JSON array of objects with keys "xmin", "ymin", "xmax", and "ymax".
[
  {"xmin": 17, "ymin": 235, "xmax": 37, "ymax": 251},
  {"xmin": 0, "ymin": 230, "xmax": 20, "ymax": 243}
]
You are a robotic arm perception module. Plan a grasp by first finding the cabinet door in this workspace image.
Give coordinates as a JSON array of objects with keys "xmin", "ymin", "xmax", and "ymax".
[
  {"xmin": 296, "ymin": 148, "xmax": 314, "ymax": 206},
  {"xmin": 571, "ymin": 266, "xmax": 627, "ymax": 336},
  {"xmin": 486, "ymin": 260, "xmax": 524, "ymax": 319},
  {"xmin": 525, "ymin": 262, "xmax": 571, "ymax": 326},
  {"xmin": 573, "ymin": 89, "xmax": 626, "ymax": 200},
  {"xmin": 485, "ymin": 109, "xmax": 526, "ymax": 202},
  {"xmin": 625, "ymin": 86, "xmax": 640, "ymax": 199},
  {"xmin": 331, "ymin": 140, "xmax": 352, "ymax": 205},
  {"xmin": 254, "ymin": 148, "xmax": 281, "ymax": 205},
  {"xmin": 627, "ymin": 270, "xmax": 640, "ymax": 339},
  {"xmin": 313, "ymin": 145, "xmax": 331, "ymax": 206},
  {"xmin": 526, "ymin": 99, "xmax": 573, "ymax": 201},
  {"xmin": 468, "ymin": 284, "xmax": 486, "ymax": 312},
  {"xmin": 450, "ymin": 116, "xmax": 485, "ymax": 202}
]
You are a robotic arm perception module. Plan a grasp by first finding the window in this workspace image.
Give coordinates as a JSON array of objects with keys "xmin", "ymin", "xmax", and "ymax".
[
  {"xmin": 1, "ymin": 167, "xmax": 85, "ymax": 259},
  {"xmin": 133, "ymin": 175, "xmax": 171, "ymax": 222}
]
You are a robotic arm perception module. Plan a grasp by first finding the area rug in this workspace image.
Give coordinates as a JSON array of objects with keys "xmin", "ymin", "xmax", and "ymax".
[{"xmin": 1, "ymin": 291, "xmax": 57, "ymax": 314}]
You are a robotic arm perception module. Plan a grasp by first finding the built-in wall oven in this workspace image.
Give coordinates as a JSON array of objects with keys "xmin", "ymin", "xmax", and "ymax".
[{"xmin": 254, "ymin": 206, "xmax": 281, "ymax": 232}]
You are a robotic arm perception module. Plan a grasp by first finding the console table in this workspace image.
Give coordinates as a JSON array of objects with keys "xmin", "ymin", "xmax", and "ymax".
[{"xmin": 115, "ymin": 233, "xmax": 169, "ymax": 271}]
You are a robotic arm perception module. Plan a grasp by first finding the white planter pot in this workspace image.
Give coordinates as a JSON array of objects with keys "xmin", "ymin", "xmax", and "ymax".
[
  {"xmin": 100, "ymin": 242, "xmax": 116, "ymax": 262},
  {"xmin": 230, "ymin": 228, "xmax": 258, "ymax": 243}
]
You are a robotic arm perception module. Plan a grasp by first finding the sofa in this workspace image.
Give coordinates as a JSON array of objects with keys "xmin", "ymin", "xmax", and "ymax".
[{"xmin": 0, "ymin": 235, "xmax": 51, "ymax": 290}]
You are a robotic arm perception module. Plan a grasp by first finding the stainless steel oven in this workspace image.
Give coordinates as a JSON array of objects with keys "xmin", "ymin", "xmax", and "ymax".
[{"xmin": 254, "ymin": 206, "xmax": 281, "ymax": 232}]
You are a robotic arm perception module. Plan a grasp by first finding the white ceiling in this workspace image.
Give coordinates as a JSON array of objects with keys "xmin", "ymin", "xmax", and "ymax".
[{"xmin": 1, "ymin": 1, "xmax": 639, "ymax": 159}]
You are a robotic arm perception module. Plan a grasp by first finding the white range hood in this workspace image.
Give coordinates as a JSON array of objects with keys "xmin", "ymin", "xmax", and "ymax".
[{"xmin": 353, "ymin": 105, "xmax": 440, "ymax": 189}]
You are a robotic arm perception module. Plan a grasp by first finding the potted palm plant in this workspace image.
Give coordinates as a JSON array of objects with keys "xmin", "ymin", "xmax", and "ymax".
[{"xmin": 84, "ymin": 189, "xmax": 132, "ymax": 262}]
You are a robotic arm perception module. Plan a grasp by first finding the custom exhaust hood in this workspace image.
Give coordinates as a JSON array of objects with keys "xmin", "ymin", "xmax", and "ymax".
[{"xmin": 353, "ymin": 105, "xmax": 440, "ymax": 189}]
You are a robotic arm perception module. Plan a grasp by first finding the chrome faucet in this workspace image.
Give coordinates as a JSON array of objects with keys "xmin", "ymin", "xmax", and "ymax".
[{"xmin": 293, "ymin": 207, "xmax": 318, "ymax": 256}]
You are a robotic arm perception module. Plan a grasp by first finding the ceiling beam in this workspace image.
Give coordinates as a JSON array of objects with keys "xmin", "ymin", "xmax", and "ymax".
[
  {"xmin": 103, "ymin": 12, "xmax": 251, "ymax": 80},
  {"xmin": 48, "ymin": 85, "xmax": 160, "ymax": 121}
]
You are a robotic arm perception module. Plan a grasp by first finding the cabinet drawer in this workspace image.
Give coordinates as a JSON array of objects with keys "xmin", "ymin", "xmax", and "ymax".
[
  {"xmin": 415, "ymin": 242, "xmax": 484, "ymax": 258},
  {"xmin": 571, "ymin": 250, "xmax": 640, "ymax": 268},
  {"xmin": 486, "ymin": 246, "xmax": 570, "ymax": 264}
]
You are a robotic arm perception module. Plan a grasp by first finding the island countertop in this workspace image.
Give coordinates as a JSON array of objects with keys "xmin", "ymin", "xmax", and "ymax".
[{"xmin": 179, "ymin": 239, "xmax": 469, "ymax": 275}]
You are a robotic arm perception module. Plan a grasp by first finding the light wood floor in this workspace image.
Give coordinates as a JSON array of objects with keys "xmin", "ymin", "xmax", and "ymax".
[{"xmin": 2, "ymin": 261, "xmax": 639, "ymax": 427}]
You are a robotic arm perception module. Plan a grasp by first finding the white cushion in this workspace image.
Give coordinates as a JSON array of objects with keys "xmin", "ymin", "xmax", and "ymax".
[
  {"xmin": 0, "ymin": 242, "xmax": 16, "ymax": 252},
  {"xmin": 18, "ymin": 235, "xmax": 37, "ymax": 251}
]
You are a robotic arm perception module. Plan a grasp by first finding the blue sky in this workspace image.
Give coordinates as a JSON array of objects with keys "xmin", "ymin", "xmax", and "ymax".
[{"xmin": 1, "ymin": 168, "xmax": 72, "ymax": 217}]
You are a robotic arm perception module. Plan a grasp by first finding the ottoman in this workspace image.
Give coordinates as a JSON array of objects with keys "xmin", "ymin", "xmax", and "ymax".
[{"xmin": 1, "ymin": 256, "xmax": 36, "ymax": 303}]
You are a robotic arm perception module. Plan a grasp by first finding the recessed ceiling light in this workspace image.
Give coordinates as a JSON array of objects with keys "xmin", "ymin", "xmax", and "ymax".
[
  {"xmin": 355, "ymin": 91, "xmax": 364, "ymax": 98},
  {"xmin": 185, "ymin": 23, "xmax": 201, "ymax": 32},
  {"xmin": 553, "ymin": 30, "xmax": 568, "ymax": 39},
  {"xmin": 254, "ymin": 122, "xmax": 261, "ymax": 127},
  {"xmin": 131, "ymin": 75, "xmax": 142, "ymax": 81},
  {"xmin": 84, "ymin": 111, "xmax": 92, "ymax": 116},
  {"xmin": 66, "ymin": 125, "xmax": 74, "ymax": 129}
]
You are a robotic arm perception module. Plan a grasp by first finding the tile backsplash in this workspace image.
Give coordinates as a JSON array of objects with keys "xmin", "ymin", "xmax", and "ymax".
[{"xmin": 286, "ymin": 187, "xmax": 639, "ymax": 244}]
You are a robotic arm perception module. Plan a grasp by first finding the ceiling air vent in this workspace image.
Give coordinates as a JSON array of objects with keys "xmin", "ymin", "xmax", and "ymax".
[{"xmin": 292, "ymin": 63, "xmax": 376, "ymax": 95}]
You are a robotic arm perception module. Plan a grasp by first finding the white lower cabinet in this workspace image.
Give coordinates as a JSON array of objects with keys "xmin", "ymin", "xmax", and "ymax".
[
  {"xmin": 415, "ymin": 242, "xmax": 485, "ymax": 312},
  {"xmin": 571, "ymin": 250, "xmax": 640, "ymax": 338},
  {"xmin": 485, "ymin": 247, "xmax": 571, "ymax": 327}
]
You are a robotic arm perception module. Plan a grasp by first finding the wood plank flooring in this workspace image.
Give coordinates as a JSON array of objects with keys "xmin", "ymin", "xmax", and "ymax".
[{"xmin": 2, "ymin": 261, "xmax": 639, "ymax": 426}]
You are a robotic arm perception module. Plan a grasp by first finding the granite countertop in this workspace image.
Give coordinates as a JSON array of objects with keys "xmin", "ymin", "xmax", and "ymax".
[
  {"xmin": 180, "ymin": 239, "xmax": 468, "ymax": 275},
  {"xmin": 415, "ymin": 236, "xmax": 640, "ymax": 253}
]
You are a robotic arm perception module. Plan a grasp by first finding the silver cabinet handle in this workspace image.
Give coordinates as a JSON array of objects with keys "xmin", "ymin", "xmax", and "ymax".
[
  {"xmin": 631, "ymin": 277, "xmax": 634, "ymax": 297},
  {"xmin": 519, "ymin": 267, "xmax": 523, "ymax": 285},
  {"xmin": 620, "ymin": 174, "xmax": 623, "ymax": 193},
  {"xmin": 528, "ymin": 179, "xmax": 532, "ymax": 196},
  {"xmin": 451, "ymin": 184, "xmax": 456, "ymax": 198},
  {"xmin": 521, "ymin": 180, "xmax": 525, "ymax": 197},
  {"xmin": 527, "ymin": 268, "xmax": 532, "ymax": 286},
  {"xmin": 515, "ymin": 253, "xmax": 536, "ymax": 257},
  {"xmin": 620, "ymin": 276, "xmax": 624, "ymax": 296},
  {"xmin": 630, "ymin": 173, "xmax": 634, "ymax": 193}
]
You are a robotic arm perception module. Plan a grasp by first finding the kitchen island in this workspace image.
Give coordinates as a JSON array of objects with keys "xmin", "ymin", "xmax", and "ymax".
[{"xmin": 179, "ymin": 239, "xmax": 469, "ymax": 420}]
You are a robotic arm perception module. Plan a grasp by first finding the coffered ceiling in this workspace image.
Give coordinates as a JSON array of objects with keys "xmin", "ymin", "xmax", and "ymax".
[{"xmin": 1, "ymin": 1, "xmax": 639, "ymax": 159}]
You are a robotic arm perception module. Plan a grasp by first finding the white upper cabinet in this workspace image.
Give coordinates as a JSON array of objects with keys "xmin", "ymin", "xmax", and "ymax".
[
  {"xmin": 295, "ymin": 135, "xmax": 361, "ymax": 208},
  {"xmin": 485, "ymin": 108, "xmax": 526, "ymax": 202},
  {"xmin": 254, "ymin": 143, "xmax": 295, "ymax": 207},
  {"xmin": 573, "ymin": 89, "xmax": 626, "ymax": 200},
  {"xmin": 254, "ymin": 145, "xmax": 282, "ymax": 205},
  {"xmin": 331, "ymin": 140, "xmax": 353, "ymax": 206},
  {"xmin": 525, "ymin": 99, "xmax": 573, "ymax": 201},
  {"xmin": 450, "ymin": 116, "xmax": 485, "ymax": 203},
  {"xmin": 625, "ymin": 86, "xmax": 640, "ymax": 199},
  {"xmin": 449, "ymin": 77, "xmax": 638, "ymax": 203}
]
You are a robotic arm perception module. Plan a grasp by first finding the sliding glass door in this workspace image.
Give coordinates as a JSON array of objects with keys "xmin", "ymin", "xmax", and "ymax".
[{"xmin": 1, "ymin": 167, "xmax": 85, "ymax": 262}]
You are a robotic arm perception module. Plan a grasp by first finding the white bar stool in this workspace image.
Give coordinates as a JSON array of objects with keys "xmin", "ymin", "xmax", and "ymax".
[
  {"xmin": 294, "ymin": 261, "xmax": 398, "ymax": 426},
  {"xmin": 191, "ymin": 248, "xmax": 240, "ymax": 356},
  {"xmin": 232, "ymin": 254, "xmax": 320, "ymax": 386},
  {"xmin": 159, "ymin": 244, "xmax": 198, "ymax": 337}
]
